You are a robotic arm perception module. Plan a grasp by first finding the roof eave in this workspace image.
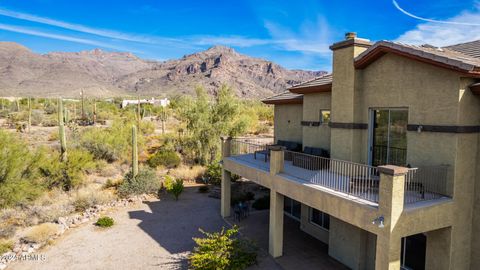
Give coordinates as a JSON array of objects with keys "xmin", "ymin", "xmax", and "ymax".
[
  {"xmin": 354, "ymin": 45, "xmax": 480, "ymax": 77},
  {"xmin": 289, "ymin": 84, "xmax": 332, "ymax": 94},
  {"xmin": 262, "ymin": 97, "xmax": 303, "ymax": 105}
]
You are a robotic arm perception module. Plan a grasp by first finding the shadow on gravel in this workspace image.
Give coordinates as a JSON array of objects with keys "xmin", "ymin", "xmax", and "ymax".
[{"xmin": 129, "ymin": 187, "xmax": 228, "ymax": 269}]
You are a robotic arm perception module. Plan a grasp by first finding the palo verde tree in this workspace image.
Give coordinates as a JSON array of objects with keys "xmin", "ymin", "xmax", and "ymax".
[{"xmin": 177, "ymin": 85, "xmax": 252, "ymax": 164}]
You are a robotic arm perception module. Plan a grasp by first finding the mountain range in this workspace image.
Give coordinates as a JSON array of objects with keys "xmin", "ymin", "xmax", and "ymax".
[{"xmin": 0, "ymin": 42, "xmax": 326, "ymax": 98}]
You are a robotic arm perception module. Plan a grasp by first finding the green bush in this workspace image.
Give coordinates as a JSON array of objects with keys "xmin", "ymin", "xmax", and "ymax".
[
  {"xmin": 147, "ymin": 150, "xmax": 181, "ymax": 168},
  {"xmin": 190, "ymin": 226, "xmax": 257, "ymax": 270},
  {"xmin": 164, "ymin": 175, "xmax": 184, "ymax": 201},
  {"xmin": 40, "ymin": 148, "xmax": 96, "ymax": 191},
  {"xmin": 118, "ymin": 167, "xmax": 160, "ymax": 197},
  {"xmin": 252, "ymin": 195, "xmax": 270, "ymax": 210},
  {"xmin": 80, "ymin": 120, "xmax": 144, "ymax": 162},
  {"xmin": 95, "ymin": 216, "xmax": 114, "ymax": 228},
  {"xmin": 205, "ymin": 162, "xmax": 222, "ymax": 185},
  {"xmin": 0, "ymin": 130, "xmax": 46, "ymax": 208},
  {"xmin": 231, "ymin": 191, "xmax": 255, "ymax": 206}
]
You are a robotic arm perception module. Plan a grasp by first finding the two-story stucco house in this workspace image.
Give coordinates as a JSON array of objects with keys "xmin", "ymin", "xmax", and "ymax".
[{"xmin": 220, "ymin": 33, "xmax": 480, "ymax": 270}]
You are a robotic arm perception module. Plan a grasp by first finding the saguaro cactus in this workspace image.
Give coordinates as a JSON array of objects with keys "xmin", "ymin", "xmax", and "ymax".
[
  {"xmin": 132, "ymin": 125, "xmax": 138, "ymax": 177},
  {"xmin": 92, "ymin": 99, "xmax": 97, "ymax": 124},
  {"xmin": 27, "ymin": 97, "xmax": 32, "ymax": 133},
  {"xmin": 136, "ymin": 95, "xmax": 141, "ymax": 129},
  {"xmin": 58, "ymin": 98, "xmax": 67, "ymax": 162},
  {"xmin": 81, "ymin": 89, "xmax": 86, "ymax": 120}
]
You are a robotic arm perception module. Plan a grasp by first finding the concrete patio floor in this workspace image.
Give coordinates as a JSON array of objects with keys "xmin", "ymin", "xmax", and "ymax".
[{"xmin": 228, "ymin": 210, "xmax": 349, "ymax": 270}]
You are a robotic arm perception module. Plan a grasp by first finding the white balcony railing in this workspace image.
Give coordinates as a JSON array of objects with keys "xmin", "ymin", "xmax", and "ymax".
[{"xmin": 227, "ymin": 139, "xmax": 451, "ymax": 205}]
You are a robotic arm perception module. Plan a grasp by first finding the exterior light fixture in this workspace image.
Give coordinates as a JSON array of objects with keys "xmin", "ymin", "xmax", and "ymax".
[
  {"xmin": 417, "ymin": 125, "xmax": 423, "ymax": 133},
  {"xmin": 372, "ymin": 216, "xmax": 385, "ymax": 228}
]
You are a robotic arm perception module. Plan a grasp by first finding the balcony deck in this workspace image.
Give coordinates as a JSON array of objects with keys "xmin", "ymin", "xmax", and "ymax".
[{"xmin": 228, "ymin": 153, "xmax": 450, "ymax": 208}]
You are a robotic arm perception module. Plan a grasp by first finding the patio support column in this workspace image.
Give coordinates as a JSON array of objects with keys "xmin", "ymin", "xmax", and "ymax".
[
  {"xmin": 220, "ymin": 136, "xmax": 232, "ymax": 218},
  {"xmin": 269, "ymin": 147, "xmax": 284, "ymax": 176},
  {"xmin": 269, "ymin": 190, "xmax": 284, "ymax": 258},
  {"xmin": 375, "ymin": 165, "xmax": 407, "ymax": 270},
  {"xmin": 221, "ymin": 169, "xmax": 231, "ymax": 217}
]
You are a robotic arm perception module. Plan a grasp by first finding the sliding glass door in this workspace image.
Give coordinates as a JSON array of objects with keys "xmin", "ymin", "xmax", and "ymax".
[{"xmin": 369, "ymin": 109, "xmax": 408, "ymax": 166}]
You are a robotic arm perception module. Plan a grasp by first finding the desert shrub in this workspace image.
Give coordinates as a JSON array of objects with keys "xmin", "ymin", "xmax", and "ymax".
[
  {"xmin": 40, "ymin": 148, "xmax": 96, "ymax": 191},
  {"xmin": 0, "ymin": 239, "xmax": 13, "ymax": 254},
  {"xmin": 0, "ymin": 220, "xmax": 16, "ymax": 239},
  {"xmin": 198, "ymin": 185, "xmax": 209, "ymax": 193},
  {"xmin": 80, "ymin": 120, "xmax": 145, "ymax": 162},
  {"xmin": 190, "ymin": 226, "xmax": 257, "ymax": 270},
  {"xmin": 95, "ymin": 216, "xmax": 114, "ymax": 228},
  {"xmin": 164, "ymin": 175, "xmax": 184, "ymax": 200},
  {"xmin": 252, "ymin": 195, "xmax": 270, "ymax": 210},
  {"xmin": 0, "ymin": 130, "xmax": 47, "ymax": 208},
  {"xmin": 205, "ymin": 162, "xmax": 222, "ymax": 185},
  {"xmin": 147, "ymin": 149, "xmax": 180, "ymax": 168},
  {"xmin": 72, "ymin": 187, "xmax": 114, "ymax": 211},
  {"xmin": 42, "ymin": 118, "xmax": 57, "ymax": 127},
  {"xmin": 103, "ymin": 178, "xmax": 123, "ymax": 189},
  {"xmin": 118, "ymin": 167, "xmax": 160, "ymax": 197},
  {"xmin": 23, "ymin": 223, "xmax": 60, "ymax": 244},
  {"xmin": 231, "ymin": 191, "xmax": 255, "ymax": 206},
  {"xmin": 169, "ymin": 165, "xmax": 205, "ymax": 182},
  {"xmin": 30, "ymin": 110, "xmax": 44, "ymax": 126}
]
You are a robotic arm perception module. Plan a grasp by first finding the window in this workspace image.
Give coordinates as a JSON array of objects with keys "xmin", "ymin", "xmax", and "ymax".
[
  {"xmin": 320, "ymin": 110, "xmax": 331, "ymax": 124},
  {"xmin": 309, "ymin": 208, "xmax": 330, "ymax": 230},
  {"xmin": 284, "ymin": 197, "xmax": 301, "ymax": 220}
]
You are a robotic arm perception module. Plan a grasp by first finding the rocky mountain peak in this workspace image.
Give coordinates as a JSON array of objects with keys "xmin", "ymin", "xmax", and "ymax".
[{"xmin": 0, "ymin": 41, "xmax": 326, "ymax": 98}]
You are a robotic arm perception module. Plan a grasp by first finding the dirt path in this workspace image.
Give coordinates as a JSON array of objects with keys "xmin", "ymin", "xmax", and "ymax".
[{"xmin": 9, "ymin": 187, "xmax": 228, "ymax": 270}]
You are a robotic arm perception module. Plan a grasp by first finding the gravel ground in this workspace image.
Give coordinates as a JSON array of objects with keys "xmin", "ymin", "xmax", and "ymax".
[{"xmin": 9, "ymin": 187, "xmax": 229, "ymax": 270}]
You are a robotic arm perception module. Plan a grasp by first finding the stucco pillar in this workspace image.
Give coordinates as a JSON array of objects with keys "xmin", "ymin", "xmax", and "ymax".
[
  {"xmin": 269, "ymin": 147, "xmax": 284, "ymax": 176},
  {"xmin": 220, "ymin": 136, "xmax": 232, "ymax": 218},
  {"xmin": 269, "ymin": 190, "xmax": 284, "ymax": 258},
  {"xmin": 375, "ymin": 165, "xmax": 407, "ymax": 270},
  {"xmin": 221, "ymin": 136, "xmax": 232, "ymax": 158}
]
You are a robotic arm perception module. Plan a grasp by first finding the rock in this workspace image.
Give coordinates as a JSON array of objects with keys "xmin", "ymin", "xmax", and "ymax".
[
  {"xmin": 27, "ymin": 247, "xmax": 34, "ymax": 253},
  {"xmin": 58, "ymin": 216, "xmax": 67, "ymax": 226},
  {"xmin": 0, "ymin": 262, "xmax": 6, "ymax": 270},
  {"xmin": 31, "ymin": 243, "xmax": 41, "ymax": 250}
]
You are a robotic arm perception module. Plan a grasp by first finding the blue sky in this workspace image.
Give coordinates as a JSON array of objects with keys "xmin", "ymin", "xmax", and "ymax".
[{"xmin": 0, "ymin": 0, "xmax": 478, "ymax": 71}]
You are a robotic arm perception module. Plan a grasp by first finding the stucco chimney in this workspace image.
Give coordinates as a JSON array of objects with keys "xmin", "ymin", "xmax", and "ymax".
[
  {"xmin": 328, "ymin": 33, "xmax": 372, "ymax": 162},
  {"xmin": 345, "ymin": 32, "xmax": 357, "ymax": 40}
]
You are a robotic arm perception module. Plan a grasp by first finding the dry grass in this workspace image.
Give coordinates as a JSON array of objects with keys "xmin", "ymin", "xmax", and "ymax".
[
  {"xmin": 0, "ymin": 239, "xmax": 13, "ymax": 254},
  {"xmin": 73, "ymin": 186, "xmax": 115, "ymax": 211},
  {"xmin": 168, "ymin": 165, "xmax": 205, "ymax": 182},
  {"xmin": 23, "ymin": 223, "xmax": 60, "ymax": 244}
]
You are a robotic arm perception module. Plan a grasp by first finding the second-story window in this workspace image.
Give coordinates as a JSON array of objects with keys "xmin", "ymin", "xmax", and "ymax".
[{"xmin": 320, "ymin": 110, "xmax": 331, "ymax": 124}]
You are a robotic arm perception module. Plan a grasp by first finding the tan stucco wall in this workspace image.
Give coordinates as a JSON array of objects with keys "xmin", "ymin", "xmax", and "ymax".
[
  {"xmin": 328, "ymin": 217, "xmax": 375, "ymax": 270},
  {"xmin": 274, "ymin": 104, "xmax": 303, "ymax": 143},
  {"xmin": 302, "ymin": 92, "xmax": 331, "ymax": 150}
]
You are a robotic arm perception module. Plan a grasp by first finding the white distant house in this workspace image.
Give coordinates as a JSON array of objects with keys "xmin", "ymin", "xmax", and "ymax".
[{"xmin": 121, "ymin": 97, "xmax": 170, "ymax": 108}]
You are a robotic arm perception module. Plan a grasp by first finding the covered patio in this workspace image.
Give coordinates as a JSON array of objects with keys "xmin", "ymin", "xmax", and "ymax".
[{"xmin": 227, "ymin": 210, "xmax": 348, "ymax": 270}]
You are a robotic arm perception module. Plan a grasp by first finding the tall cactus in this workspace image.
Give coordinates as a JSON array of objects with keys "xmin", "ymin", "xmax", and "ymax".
[
  {"xmin": 92, "ymin": 99, "xmax": 97, "ymax": 124},
  {"xmin": 27, "ymin": 97, "xmax": 32, "ymax": 133},
  {"xmin": 136, "ymin": 95, "xmax": 141, "ymax": 129},
  {"xmin": 58, "ymin": 98, "xmax": 67, "ymax": 162},
  {"xmin": 131, "ymin": 125, "xmax": 138, "ymax": 177},
  {"xmin": 81, "ymin": 89, "xmax": 86, "ymax": 120}
]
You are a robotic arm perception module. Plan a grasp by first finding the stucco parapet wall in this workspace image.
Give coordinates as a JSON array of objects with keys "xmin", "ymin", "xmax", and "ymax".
[
  {"xmin": 223, "ymin": 157, "xmax": 454, "ymax": 237},
  {"xmin": 378, "ymin": 165, "xmax": 409, "ymax": 176}
]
